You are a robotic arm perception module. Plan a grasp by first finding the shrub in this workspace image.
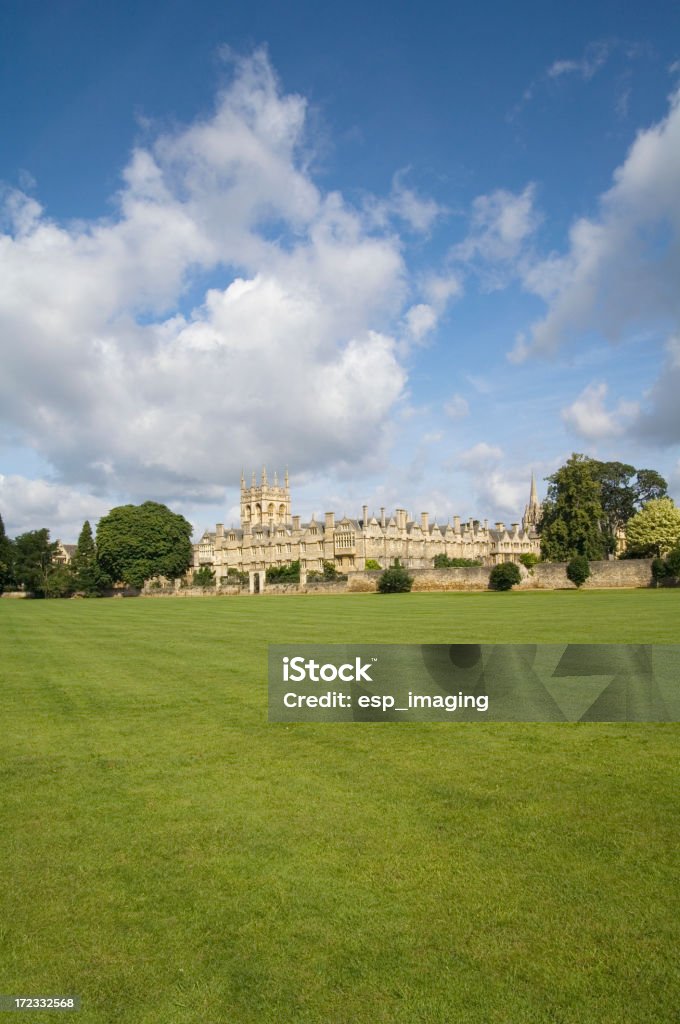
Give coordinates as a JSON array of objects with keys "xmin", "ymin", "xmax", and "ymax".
[
  {"xmin": 651, "ymin": 556, "xmax": 668, "ymax": 582},
  {"xmin": 377, "ymin": 560, "xmax": 413, "ymax": 593},
  {"xmin": 226, "ymin": 568, "xmax": 248, "ymax": 585},
  {"xmin": 519, "ymin": 552, "xmax": 539, "ymax": 569},
  {"xmin": 193, "ymin": 566, "xmax": 215, "ymax": 588},
  {"xmin": 489, "ymin": 562, "xmax": 521, "ymax": 591},
  {"xmin": 433, "ymin": 554, "xmax": 483, "ymax": 568},
  {"xmin": 365, "ymin": 559, "xmax": 382, "ymax": 570},
  {"xmin": 665, "ymin": 546, "xmax": 680, "ymax": 579},
  {"xmin": 566, "ymin": 555, "xmax": 590, "ymax": 588},
  {"xmin": 266, "ymin": 560, "xmax": 300, "ymax": 583}
]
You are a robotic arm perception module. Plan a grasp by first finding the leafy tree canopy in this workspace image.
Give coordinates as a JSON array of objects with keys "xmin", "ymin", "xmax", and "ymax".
[
  {"xmin": 0, "ymin": 512, "xmax": 14, "ymax": 594},
  {"xmin": 71, "ymin": 520, "xmax": 110, "ymax": 596},
  {"xmin": 539, "ymin": 454, "xmax": 607, "ymax": 561},
  {"xmin": 625, "ymin": 498, "xmax": 680, "ymax": 558},
  {"xmin": 96, "ymin": 502, "xmax": 193, "ymax": 589},
  {"xmin": 13, "ymin": 528, "xmax": 58, "ymax": 597},
  {"xmin": 539, "ymin": 455, "xmax": 668, "ymax": 561}
]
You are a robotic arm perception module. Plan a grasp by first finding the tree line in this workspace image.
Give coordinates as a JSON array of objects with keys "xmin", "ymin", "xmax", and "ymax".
[{"xmin": 0, "ymin": 502, "xmax": 193, "ymax": 598}]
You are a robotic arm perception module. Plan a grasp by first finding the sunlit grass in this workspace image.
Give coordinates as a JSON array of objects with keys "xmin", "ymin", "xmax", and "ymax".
[{"xmin": 1, "ymin": 591, "xmax": 678, "ymax": 1023}]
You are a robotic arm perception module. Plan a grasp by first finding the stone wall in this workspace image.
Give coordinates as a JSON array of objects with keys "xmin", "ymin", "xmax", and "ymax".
[
  {"xmin": 136, "ymin": 559, "xmax": 656, "ymax": 597},
  {"xmin": 518, "ymin": 559, "xmax": 653, "ymax": 590}
]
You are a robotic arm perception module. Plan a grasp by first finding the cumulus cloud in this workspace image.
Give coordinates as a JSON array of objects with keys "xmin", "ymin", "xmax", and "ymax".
[
  {"xmin": 444, "ymin": 393, "xmax": 469, "ymax": 419},
  {"xmin": 0, "ymin": 49, "xmax": 414, "ymax": 507},
  {"xmin": 0, "ymin": 475, "xmax": 111, "ymax": 538},
  {"xmin": 632, "ymin": 335, "xmax": 680, "ymax": 444},
  {"xmin": 452, "ymin": 184, "xmax": 540, "ymax": 288},
  {"xmin": 513, "ymin": 86, "xmax": 680, "ymax": 362},
  {"xmin": 561, "ymin": 382, "xmax": 639, "ymax": 440},
  {"xmin": 366, "ymin": 170, "xmax": 447, "ymax": 234},
  {"xmin": 458, "ymin": 442, "xmax": 503, "ymax": 466}
]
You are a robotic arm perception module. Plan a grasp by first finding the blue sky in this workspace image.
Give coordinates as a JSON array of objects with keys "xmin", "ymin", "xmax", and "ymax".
[{"xmin": 1, "ymin": 0, "xmax": 679, "ymax": 539}]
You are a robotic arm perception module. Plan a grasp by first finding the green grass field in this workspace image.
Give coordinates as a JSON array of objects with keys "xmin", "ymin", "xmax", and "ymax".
[{"xmin": 1, "ymin": 591, "xmax": 679, "ymax": 1024}]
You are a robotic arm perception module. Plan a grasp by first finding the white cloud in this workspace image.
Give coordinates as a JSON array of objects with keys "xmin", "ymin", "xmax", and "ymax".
[
  {"xmin": 561, "ymin": 382, "xmax": 639, "ymax": 440},
  {"xmin": 515, "ymin": 86, "xmax": 680, "ymax": 361},
  {"xmin": 453, "ymin": 184, "xmax": 540, "ymax": 288},
  {"xmin": 0, "ymin": 50, "xmax": 413, "ymax": 508},
  {"xmin": 458, "ymin": 442, "xmax": 503, "ymax": 466},
  {"xmin": 632, "ymin": 334, "xmax": 680, "ymax": 444},
  {"xmin": 403, "ymin": 303, "xmax": 437, "ymax": 342},
  {"xmin": 0, "ymin": 475, "xmax": 111, "ymax": 539},
  {"xmin": 547, "ymin": 41, "xmax": 610, "ymax": 81},
  {"xmin": 444, "ymin": 393, "xmax": 469, "ymax": 419},
  {"xmin": 366, "ymin": 170, "xmax": 447, "ymax": 234}
]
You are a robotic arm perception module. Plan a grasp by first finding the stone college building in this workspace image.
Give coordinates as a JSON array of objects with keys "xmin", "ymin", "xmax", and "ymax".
[{"xmin": 193, "ymin": 469, "xmax": 542, "ymax": 582}]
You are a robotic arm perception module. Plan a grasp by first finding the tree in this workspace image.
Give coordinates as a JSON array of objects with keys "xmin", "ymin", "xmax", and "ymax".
[
  {"xmin": 489, "ymin": 562, "xmax": 521, "ymax": 591},
  {"xmin": 377, "ymin": 560, "xmax": 413, "ymax": 593},
  {"xmin": 13, "ymin": 529, "xmax": 58, "ymax": 597},
  {"xmin": 193, "ymin": 566, "xmax": 216, "ymax": 587},
  {"xmin": 566, "ymin": 555, "xmax": 591, "ymax": 588},
  {"xmin": 0, "ymin": 512, "xmax": 14, "ymax": 594},
  {"xmin": 96, "ymin": 502, "xmax": 193, "ymax": 589},
  {"xmin": 539, "ymin": 454, "xmax": 607, "ymax": 561},
  {"xmin": 587, "ymin": 461, "xmax": 667, "ymax": 554},
  {"xmin": 71, "ymin": 520, "xmax": 109, "ymax": 596},
  {"xmin": 625, "ymin": 498, "xmax": 680, "ymax": 558},
  {"xmin": 365, "ymin": 559, "xmax": 382, "ymax": 570}
]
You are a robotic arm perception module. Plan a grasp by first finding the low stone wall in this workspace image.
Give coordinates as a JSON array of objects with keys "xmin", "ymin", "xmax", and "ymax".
[
  {"xmin": 134, "ymin": 559, "xmax": 656, "ymax": 598},
  {"xmin": 518, "ymin": 559, "xmax": 653, "ymax": 590}
]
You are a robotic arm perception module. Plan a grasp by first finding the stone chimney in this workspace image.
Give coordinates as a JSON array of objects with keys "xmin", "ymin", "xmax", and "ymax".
[
  {"xmin": 512, "ymin": 523, "xmax": 519, "ymax": 536},
  {"xmin": 325, "ymin": 512, "xmax": 335, "ymax": 530},
  {"xmin": 453, "ymin": 515, "xmax": 461, "ymax": 533},
  {"xmin": 495, "ymin": 522, "xmax": 505, "ymax": 532},
  {"xmin": 362, "ymin": 504, "xmax": 369, "ymax": 525},
  {"xmin": 292, "ymin": 515, "xmax": 301, "ymax": 531},
  {"xmin": 421, "ymin": 512, "xmax": 429, "ymax": 531},
  {"xmin": 380, "ymin": 507, "xmax": 386, "ymax": 528},
  {"xmin": 216, "ymin": 523, "xmax": 224, "ymax": 538}
]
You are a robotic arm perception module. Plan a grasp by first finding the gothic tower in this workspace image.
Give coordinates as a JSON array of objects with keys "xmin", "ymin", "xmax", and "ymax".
[
  {"xmin": 240, "ymin": 467, "xmax": 291, "ymax": 528},
  {"xmin": 522, "ymin": 472, "xmax": 542, "ymax": 534}
]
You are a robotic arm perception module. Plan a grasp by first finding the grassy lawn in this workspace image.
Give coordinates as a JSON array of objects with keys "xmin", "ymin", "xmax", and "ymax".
[{"xmin": 1, "ymin": 590, "xmax": 679, "ymax": 1023}]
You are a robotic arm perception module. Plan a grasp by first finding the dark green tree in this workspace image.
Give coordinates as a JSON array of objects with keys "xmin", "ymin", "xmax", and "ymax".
[
  {"xmin": 71, "ymin": 520, "xmax": 109, "ymax": 596},
  {"xmin": 0, "ymin": 512, "xmax": 14, "ymax": 594},
  {"xmin": 539, "ymin": 454, "xmax": 607, "ymax": 561},
  {"xmin": 193, "ymin": 566, "xmax": 216, "ymax": 587},
  {"xmin": 587, "ymin": 461, "xmax": 667, "ymax": 553},
  {"xmin": 489, "ymin": 562, "xmax": 521, "ymax": 591},
  {"xmin": 566, "ymin": 555, "xmax": 591, "ymax": 588},
  {"xmin": 377, "ymin": 560, "xmax": 413, "ymax": 593},
  {"xmin": 96, "ymin": 502, "xmax": 193, "ymax": 589},
  {"xmin": 13, "ymin": 529, "xmax": 58, "ymax": 597}
]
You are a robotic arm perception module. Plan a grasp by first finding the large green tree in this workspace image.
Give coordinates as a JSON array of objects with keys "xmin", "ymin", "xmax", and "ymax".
[
  {"xmin": 13, "ymin": 529, "xmax": 58, "ymax": 597},
  {"xmin": 71, "ymin": 520, "xmax": 110, "ymax": 596},
  {"xmin": 0, "ymin": 513, "xmax": 14, "ymax": 594},
  {"xmin": 587, "ymin": 460, "xmax": 667, "ymax": 553},
  {"xmin": 625, "ymin": 498, "xmax": 680, "ymax": 557},
  {"xmin": 539, "ymin": 454, "xmax": 607, "ymax": 561},
  {"xmin": 96, "ymin": 502, "xmax": 193, "ymax": 588}
]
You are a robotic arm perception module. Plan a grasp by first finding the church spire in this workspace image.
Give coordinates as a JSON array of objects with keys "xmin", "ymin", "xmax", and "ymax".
[{"xmin": 530, "ymin": 471, "xmax": 538, "ymax": 505}]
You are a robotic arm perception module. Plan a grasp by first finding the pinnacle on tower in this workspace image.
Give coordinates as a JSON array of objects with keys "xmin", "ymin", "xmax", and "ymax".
[
  {"xmin": 262, "ymin": 465, "xmax": 267, "ymax": 484},
  {"xmin": 530, "ymin": 471, "xmax": 538, "ymax": 505}
]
